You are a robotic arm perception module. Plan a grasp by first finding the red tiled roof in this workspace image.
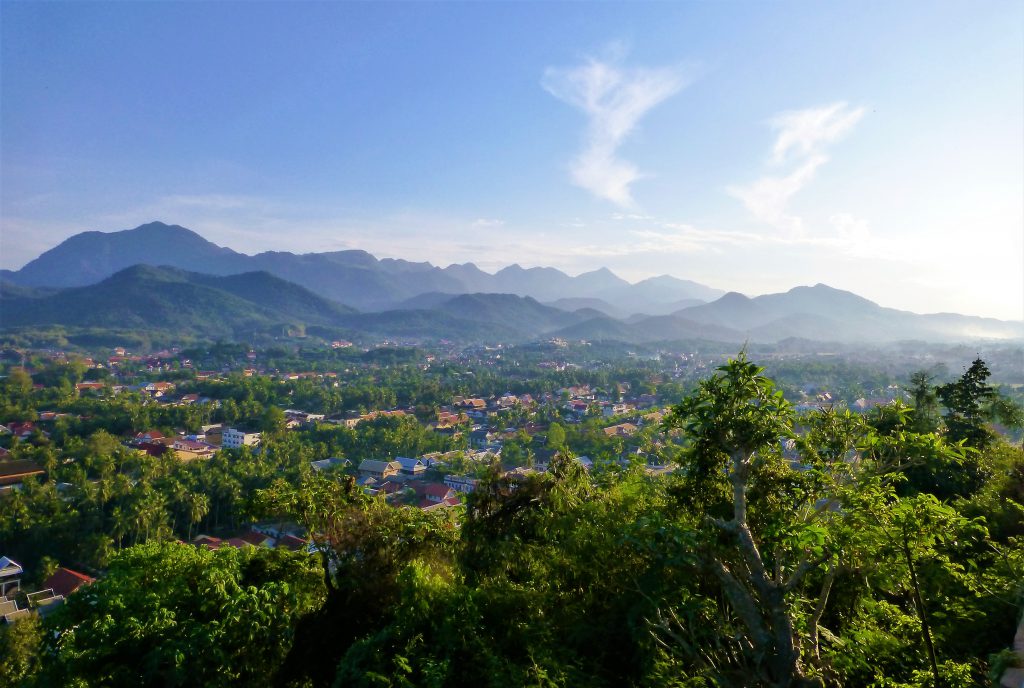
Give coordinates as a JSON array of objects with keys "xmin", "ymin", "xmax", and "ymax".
[
  {"xmin": 192, "ymin": 535, "xmax": 223, "ymax": 550},
  {"xmin": 43, "ymin": 567, "xmax": 95, "ymax": 597},
  {"xmin": 380, "ymin": 481, "xmax": 406, "ymax": 495},
  {"xmin": 416, "ymin": 483, "xmax": 455, "ymax": 500},
  {"xmin": 235, "ymin": 531, "xmax": 273, "ymax": 547},
  {"xmin": 418, "ymin": 495, "xmax": 461, "ymax": 511},
  {"xmin": 276, "ymin": 534, "xmax": 308, "ymax": 551},
  {"xmin": 7, "ymin": 421, "xmax": 35, "ymax": 435},
  {"xmin": 135, "ymin": 442, "xmax": 169, "ymax": 458}
]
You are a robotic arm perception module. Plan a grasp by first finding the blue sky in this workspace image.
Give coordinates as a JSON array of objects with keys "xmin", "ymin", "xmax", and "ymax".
[{"xmin": 2, "ymin": 1, "xmax": 1021, "ymax": 320}]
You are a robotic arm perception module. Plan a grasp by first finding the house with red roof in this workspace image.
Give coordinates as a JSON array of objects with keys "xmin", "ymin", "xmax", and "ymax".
[
  {"xmin": 412, "ymin": 482, "xmax": 460, "ymax": 510},
  {"xmin": 275, "ymin": 534, "xmax": 310, "ymax": 552},
  {"xmin": 142, "ymin": 381, "xmax": 176, "ymax": 398},
  {"xmin": 419, "ymin": 495, "xmax": 461, "ymax": 512},
  {"xmin": 134, "ymin": 441, "xmax": 170, "ymax": 458},
  {"xmin": 42, "ymin": 567, "xmax": 94, "ymax": 598},
  {"xmin": 235, "ymin": 531, "xmax": 276, "ymax": 548},
  {"xmin": 133, "ymin": 429, "xmax": 168, "ymax": 443},
  {"xmin": 192, "ymin": 534, "xmax": 224, "ymax": 550},
  {"xmin": 5, "ymin": 421, "xmax": 36, "ymax": 439},
  {"xmin": 172, "ymin": 438, "xmax": 216, "ymax": 461},
  {"xmin": 75, "ymin": 382, "xmax": 106, "ymax": 394}
]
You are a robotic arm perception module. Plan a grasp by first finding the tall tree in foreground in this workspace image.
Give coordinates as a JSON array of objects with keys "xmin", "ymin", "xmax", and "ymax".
[
  {"xmin": 658, "ymin": 354, "xmax": 999, "ymax": 687},
  {"xmin": 663, "ymin": 354, "xmax": 824, "ymax": 687}
]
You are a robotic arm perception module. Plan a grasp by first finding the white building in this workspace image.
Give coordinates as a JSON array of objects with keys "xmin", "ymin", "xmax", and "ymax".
[
  {"xmin": 443, "ymin": 474, "xmax": 479, "ymax": 494},
  {"xmin": 222, "ymin": 428, "xmax": 261, "ymax": 449}
]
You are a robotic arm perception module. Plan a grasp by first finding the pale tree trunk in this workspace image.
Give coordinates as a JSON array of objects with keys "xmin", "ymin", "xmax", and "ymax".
[{"xmin": 703, "ymin": 449, "xmax": 823, "ymax": 687}]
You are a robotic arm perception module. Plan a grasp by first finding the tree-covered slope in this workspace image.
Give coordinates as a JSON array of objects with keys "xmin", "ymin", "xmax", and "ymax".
[
  {"xmin": 0, "ymin": 265, "xmax": 356, "ymax": 339},
  {"xmin": 434, "ymin": 293, "xmax": 593, "ymax": 333}
]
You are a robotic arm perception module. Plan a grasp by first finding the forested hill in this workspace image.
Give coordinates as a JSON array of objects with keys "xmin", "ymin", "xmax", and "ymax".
[
  {"xmin": 3, "ymin": 267, "xmax": 1022, "ymax": 347},
  {"xmin": 0, "ymin": 265, "xmax": 357, "ymax": 339}
]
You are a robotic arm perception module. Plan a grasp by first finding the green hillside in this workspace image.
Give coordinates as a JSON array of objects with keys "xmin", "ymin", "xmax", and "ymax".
[{"xmin": 0, "ymin": 265, "xmax": 356, "ymax": 340}]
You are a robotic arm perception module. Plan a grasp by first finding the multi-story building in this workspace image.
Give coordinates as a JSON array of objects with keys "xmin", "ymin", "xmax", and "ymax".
[{"xmin": 222, "ymin": 428, "xmax": 261, "ymax": 449}]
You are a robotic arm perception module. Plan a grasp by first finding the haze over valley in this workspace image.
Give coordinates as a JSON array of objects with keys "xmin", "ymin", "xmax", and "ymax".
[{"xmin": 2, "ymin": 221, "xmax": 1021, "ymax": 347}]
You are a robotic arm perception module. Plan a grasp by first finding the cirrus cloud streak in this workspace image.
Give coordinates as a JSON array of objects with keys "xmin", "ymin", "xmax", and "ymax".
[
  {"xmin": 543, "ymin": 50, "xmax": 690, "ymax": 207},
  {"xmin": 729, "ymin": 102, "xmax": 865, "ymax": 234}
]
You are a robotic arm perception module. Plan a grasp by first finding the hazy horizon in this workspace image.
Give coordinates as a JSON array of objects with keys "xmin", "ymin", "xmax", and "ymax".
[{"xmin": 2, "ymin": 2, "xmax": 1022, "ymax": 320}]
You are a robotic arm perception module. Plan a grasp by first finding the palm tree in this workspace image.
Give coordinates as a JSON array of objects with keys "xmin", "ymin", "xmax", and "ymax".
[
  {"xmin": 187, "ymin": 493, "xmax": 210, "ymax": 542},
  {"xmin": 110, "ymin": 505, "xmax": 130, "ymax": 550}
]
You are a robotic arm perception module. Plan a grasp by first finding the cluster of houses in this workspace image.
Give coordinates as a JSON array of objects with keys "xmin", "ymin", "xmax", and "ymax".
[
  {"xmin": 128, "ymin": 425, "xmax": 262, "ymax": 461},
  {"xmin": 343, "ymin": 457, "xmax": 465, "ymax": 511},
  {"xmin": 1, "ymin": 372, "xmax": 683, "ymax": 504},
  {"xmin": 191, "ymin": 528, "xmax": 310, "ymax": 553},
  {"xmin": 0, "ymin": 555, "xmax": 95, "ymax": 624},
  {"xmin": 330, "ymin": 409, "xmax": 408, "ymax": 429},
  {"xmin": 308, "ymin": 454, "xmax": 501, "ymax": 512}
]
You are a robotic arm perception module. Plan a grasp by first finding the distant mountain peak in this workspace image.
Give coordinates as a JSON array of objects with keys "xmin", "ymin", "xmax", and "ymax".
[
  {"xmin": 123, "ymin": 221, "xmax": 218, "ymax": 243},
  {"xmin": 135, "ymin": 220, "xmax": 185, "ymax": 231},
  {"xmin": 794, "ymin": 283, "xmax": 842, "ymax": 293},
  {"xmin": 783, "ymin": 283, "xmax": 879, "ymax": 308}
]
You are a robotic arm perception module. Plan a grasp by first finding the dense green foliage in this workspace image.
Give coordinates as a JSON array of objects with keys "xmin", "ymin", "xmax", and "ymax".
[
  {"xmin": 39, "ymin": 543, "xmax": 325, "ymax": 687},
  {"xmin": 1, "ymin": 352, "xmax": 1022, "ymax": 686}
]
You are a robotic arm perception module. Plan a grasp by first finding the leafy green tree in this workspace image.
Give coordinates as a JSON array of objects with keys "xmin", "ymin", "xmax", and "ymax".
[
  {"xmin": 261, "ymin": 405, "xmax": 287, "ymax": 436},
  {"xmin": 938, "ymin": 358, "xmax": 996, "ymax": 449},
  {"xmin": 546, "ymin": 422, "xmax": 566, "ymax": 452},
  {"xmin": 908, "ymin": 369, "xmax": 941, "ymax": 434},
  {"xmin": 500, "ymin": 430, "xmax": 534, "ymax": 468},
  {"xmin": 663, "ymin": 354, "xmax": 825, "ymax": 686},
  {"xmin": 0, "ymin": 615, "xmax": 44, "ymax": 686},
  {"xmin": 4, "ymin": 367, "xmax": 34, "ymax": 402},
  {"xmin": 41, "ymin": 542, "xmax": 325, "ymax": 687}
]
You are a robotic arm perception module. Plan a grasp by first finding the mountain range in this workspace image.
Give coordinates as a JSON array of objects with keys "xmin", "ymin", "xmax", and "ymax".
[
  {"xmin": 1, "ymin": 221, "xmax": 1021, "ymax": 345},
  {"xmin": 0, "ymin": 221, "xmax": 721, "ymax": 314}
]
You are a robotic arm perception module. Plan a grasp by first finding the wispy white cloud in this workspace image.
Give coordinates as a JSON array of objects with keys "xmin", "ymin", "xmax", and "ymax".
[
  {"xmin": 471, "ymin": 218, "xmax": 505, "ymax": 228},
  {"xmin": 769, "ymin": 103, "xmax": 865, "ymax": 165},
  {"xmin": 543, "ymin": 47, "xmax": 689, "ymax": 206},
  {"xmin": 729, "ymin": 102, "xmax": 864, "ymax": 233},
  {"xmin": 728, "ymin": 156, "xmax": 826, "ymax": 233}
]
